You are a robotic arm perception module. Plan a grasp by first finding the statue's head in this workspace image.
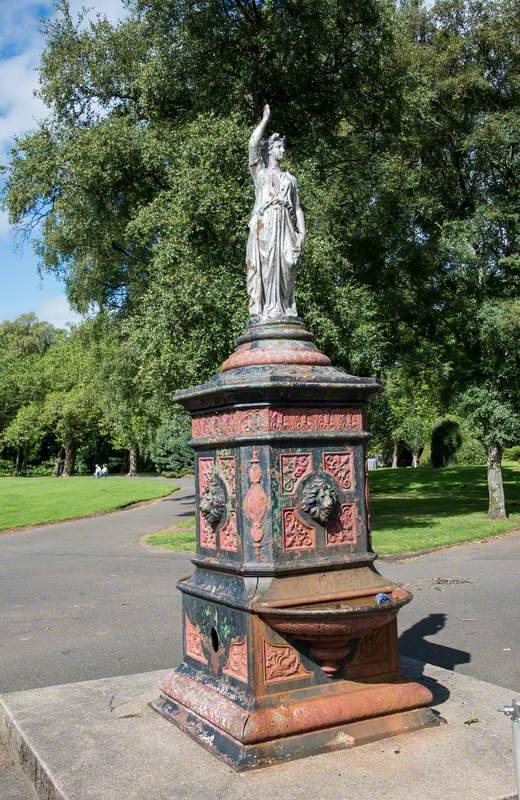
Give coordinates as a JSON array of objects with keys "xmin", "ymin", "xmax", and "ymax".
[
  {"xmin": 300, "ymin": 478, "xmax": 339, "ymax": 525},
  {"xmin": 262, "ymin": 133, "xmax": 286, "ymax": 165}
]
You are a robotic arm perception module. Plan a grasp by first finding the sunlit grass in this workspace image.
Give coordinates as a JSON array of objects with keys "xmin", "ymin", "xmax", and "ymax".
[
  {"xmin": 147, "ymin": 518, "xmax": 197, "ymax": 552},
  {"xmin": 370, "ymin": 462, "xmax": 520, "ymax": 554},
  {"xmin": 146, "ymin": 463, "xmax": 520, "ymax": 556},
  {"xmin": 0, "ymin": 476, "xmax": 176, "ymax": 531}
]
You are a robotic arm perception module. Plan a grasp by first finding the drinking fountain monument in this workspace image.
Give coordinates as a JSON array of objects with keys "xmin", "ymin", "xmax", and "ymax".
[{"xmin": 151, "ymin": 104, "xmax": 439, "ymax": 769}]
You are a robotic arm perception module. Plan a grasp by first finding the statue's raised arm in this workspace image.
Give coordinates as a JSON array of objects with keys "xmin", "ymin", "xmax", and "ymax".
[
  {"xmin": 249, "ymin": 104, "xmax": 270, "ymax": 172},
  {"xmin": 246, "ymin": 104, "xmax": 305, "ymax": 321}
]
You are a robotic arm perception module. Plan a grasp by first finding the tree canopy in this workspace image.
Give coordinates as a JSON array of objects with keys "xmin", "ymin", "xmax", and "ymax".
[{"xmin": 2, "ymin": 0, "xmax": 520, "ymax": 515}]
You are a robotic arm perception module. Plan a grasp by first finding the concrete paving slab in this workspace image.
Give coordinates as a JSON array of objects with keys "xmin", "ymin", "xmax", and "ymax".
[
  {"xmin": 1, "ymin": 658, "xmax": 518, "ymax": 800},
  {"xmin": 0, "ymin": 736, "xmax": 38, "ymax": 800}
]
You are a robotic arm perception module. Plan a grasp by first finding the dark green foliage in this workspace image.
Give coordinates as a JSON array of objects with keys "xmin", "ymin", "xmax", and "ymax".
[
  {"xmin": 2, "ymin": 1, "xmax": 520, "ymax": 514},
  {"xmin": 23, "ymin": 461, "xmax": 56, "ymax": 477},
  {"xmin": 150, "ymin": 414, "xmax": 194, "ymax": 477},
  {"xmin": 431, "ymin": 419, "xmax": 463, "ymax": 468},
  {"xmin": 504, "ymin": 445, "xmax": 520, "ymax": 461},
  {"xmin": 452, "ymin": 435, "xmax": 487, "ymax": 467}
]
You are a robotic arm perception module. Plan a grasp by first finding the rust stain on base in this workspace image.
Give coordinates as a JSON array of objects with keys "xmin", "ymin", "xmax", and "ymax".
[{"xmin": 158, "ymin": 669, "xmax": 433, "ymax": 745}]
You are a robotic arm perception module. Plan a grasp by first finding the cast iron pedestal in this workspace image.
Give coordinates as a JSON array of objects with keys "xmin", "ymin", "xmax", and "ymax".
[{"xmin": 151, "ymin": 318, "xmax": 439, "ymax": 769}]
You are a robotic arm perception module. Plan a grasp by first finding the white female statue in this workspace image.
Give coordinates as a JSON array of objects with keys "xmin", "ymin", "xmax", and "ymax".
[{"xmin": 246, "ymin": 104, "xmax": 306, "ymax": 321}]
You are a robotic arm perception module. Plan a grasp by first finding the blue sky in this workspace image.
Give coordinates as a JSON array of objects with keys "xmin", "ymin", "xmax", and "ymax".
[{"xmin": 0, "ymin": 0, "xmax": 126, "ymax": 327}]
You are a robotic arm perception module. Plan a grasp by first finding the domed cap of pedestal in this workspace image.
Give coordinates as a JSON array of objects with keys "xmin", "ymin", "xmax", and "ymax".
[
  {"xmin": 174, "ymin": 317, "xmax": 382, "ymax": 412},
  {"xmin": 221, "ymin": 317, "xmax": 331, "ymax": 371}
]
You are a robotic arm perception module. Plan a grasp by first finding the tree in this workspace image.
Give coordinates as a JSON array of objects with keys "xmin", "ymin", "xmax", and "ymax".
[
  {"xmin": 457, "ymin": 300, "xmax": 520, "ymax": 518},
  {"xmin": 150, "ymin": 414, "xmax": 193, "ymax": 477},
  {"xmin": 0, "ymin": 315, "xmax": 61, "ymax": 437},
  {"xmin": 41, "ymin": 332, "xmax": 103, "ymax": 476},
  {"xmin": 2, "ymin": 403, "xmax": 46, "ymax": 475},
  {"xmin": 376, "ymin": 360, "xmax": 443, "ymax": 468},
  {"xmin": 80, "ymin": 316, "xmax": 160, "ymax": 476},
  {"xmin": 0, "ymin": 313, "xmax": 61, "ymax": 356},
  {"xmin": 0, "ymin": 316, "xmax": 62, "ymax": 471},
  {"xmin": 4, "ymin": 0, "xmax": 404, "ymax": 398},
  {"xmin": 4, "ymin": 0, "xmax": 520, "ymax": 501}
]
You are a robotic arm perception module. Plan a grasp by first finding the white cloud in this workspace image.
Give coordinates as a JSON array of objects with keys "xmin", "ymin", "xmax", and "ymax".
[
  {"xmin": 69, "ymin": 0, "xmax": 127, "ymax": 25},
  {"xmin": 0, "ymin": 0, "xmax": 128, "ymax": 152},
  {"xmin": 0, "ymin": 47, "xmax": 47, "ymax": 149},
  {"xmin": 35, "ymin": 294, "xmax": 82, "ymax": 328},
  {"xmin": 0, "ymin": 0, "xmax": 128, "ymax": 248}
]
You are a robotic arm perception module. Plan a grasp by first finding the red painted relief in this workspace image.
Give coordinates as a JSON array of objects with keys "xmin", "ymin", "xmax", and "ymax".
[
  {"xmin": 269, "ymin": 409, "xmax": 361, "ymax": 433},
  {"xmin": 218, "ymin": 455, "xmax": 236, "ymax": 496},
  {"xmin": 280, "ymin": 453, "xmax": 312, "ymax": 495},
  {"xmin": 282, "ymin": 508, "xmax": 315, "ymax": 550},
  {"xmin": 198, "ymin": 457, "xmax": 214, "ymax": 493},
  {"xmin": 223, "ymin": 636, "xmax": 248, "ymax": 683},
  {"xmin": 193, "ymin": 409, "xmax": 269, "ymax": 438},
  {"xmin": 199, "ymin": 515, "xmax": 217, "ymax": 549},
  {"xmin": 352, "ymin": 626, "xmax": 389, "ymax": 666},
  {"xmin": 365, "ymin": 458, "xmax": 372, "ymax": 534},
  {"xmin": 326, "ymin": 503, "xmax": 356, "ymax": 546},
  {"xmin": 185, "ymin": 616, "xmax": 208, "ymax": 664},
  {"xmin": 243, "ymin": 448, "xmax": 268, "ymax": 557},
  {"xmin": 192, "ymin": 408, "xmax": 362, "ymax": 439},
  {"xmin": 323, "ymin": 451, "xmax": 354, "ymax": 491},
  {"xmin": 263, "ymin": 640, "xmax": 310, "ymax": 683},
  {"xmin": 198, "ymin": 457, "xmax": 217, "ymax": 549},
  {"xmin": 219, "ymin": 509, "xmax": 238, "ymax": 552}
]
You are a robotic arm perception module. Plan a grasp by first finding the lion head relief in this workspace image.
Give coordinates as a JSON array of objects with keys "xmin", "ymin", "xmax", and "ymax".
[
  {"xmin": 300, "ymin": 477, "xmax": 339, "ymax": 525},
  {"xmin": 200, "ymin": 476, "xmax": 226, "ymax": 527}
]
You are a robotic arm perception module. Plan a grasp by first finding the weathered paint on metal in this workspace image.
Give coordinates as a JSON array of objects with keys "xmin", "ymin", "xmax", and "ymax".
[{"xmin": 151, "ymin": 316, "xmax": 436, "ymax": 770}]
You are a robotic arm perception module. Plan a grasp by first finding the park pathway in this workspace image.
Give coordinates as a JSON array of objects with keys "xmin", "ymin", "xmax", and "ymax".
[
  {"xmin": 0, "ymin": 479, "xmax": 194, "ymax": 694},
  {"xmin": 1, "ymin": 476, "xmax": 519, "ymax": 695}
]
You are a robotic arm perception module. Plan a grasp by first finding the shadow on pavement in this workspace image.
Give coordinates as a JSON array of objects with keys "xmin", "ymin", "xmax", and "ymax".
[{"xmin": 399, "ymin": 613, "xmax": 471, "ymax": 706}]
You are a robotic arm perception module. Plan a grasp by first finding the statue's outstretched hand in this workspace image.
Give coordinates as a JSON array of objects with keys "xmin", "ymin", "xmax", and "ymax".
[{"xmin": 262, "ymin": 103, "xmax": 270, "ymax": 122}]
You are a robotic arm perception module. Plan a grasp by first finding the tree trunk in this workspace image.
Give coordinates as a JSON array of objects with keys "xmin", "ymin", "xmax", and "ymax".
[
  {"xmin": 487, "ymin": 443, "xmax": 507, "ymax": 519},
  {"xmin": 391, "ymin": 441, "xmax": 399, "ymax": 469},
  {"xmin": 62, "ymin": 443, "xmax": 77, "ymax": 477},
  {"xmin": 53, "ymin": 447, "xmax": 65, "ymax": 477},
  {"xmin": 15, "ymin": 448, "xmax": 26, "ymax": 476},
  {"xmin": 127, "ymin": 444, "xmax": 138, "ymax": 477},
  {"xmin": 412, "ymin": 450, "xmax": 419, "ymax": 468}
]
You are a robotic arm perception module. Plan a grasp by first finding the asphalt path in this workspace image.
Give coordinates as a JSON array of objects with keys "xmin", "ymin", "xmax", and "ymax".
[{"xmin": 1, "ymin": 477, "xmax": 519, "ymax": 694}]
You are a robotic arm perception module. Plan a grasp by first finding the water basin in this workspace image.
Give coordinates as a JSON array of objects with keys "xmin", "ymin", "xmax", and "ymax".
[{"xmin": 259, "ymin": 587, "xmax": 412, "ymax": 675}]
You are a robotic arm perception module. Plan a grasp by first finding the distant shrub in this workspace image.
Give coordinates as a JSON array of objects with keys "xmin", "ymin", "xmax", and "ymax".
[
  {"xmin": 504, "ymin": 445, "xmax": 520, "ymax": 462},
  {"xmin": 151, "ymin": 414, "xmax": 194, "ymax": 477},
  {"xmin": 0, "ymin": 458, "xmax": 13, "ymax": 475},
  {"xmin": 24, "ymin": 460, "xmax": 55, "ymax": 477},
  {"xmin": 431, "ymin": 419, "xmax": 463, "ymax": 467},
  {"xmin": 420, "ymin": 443, "xmax": 432, "ymax": 467},
  {"xmin": 430, "ymin": 417, "xmax": 486, "ymax": 466},
  {"xmin": 161, "ymin": 469, "xmax": 192, "ymax": 479},
  {"xmin": 452, "ymin": 436, "xmax": 486, "ymax": 465}
]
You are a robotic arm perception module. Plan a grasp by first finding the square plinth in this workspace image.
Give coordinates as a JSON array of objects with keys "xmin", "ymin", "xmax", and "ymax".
[{"xmin": 2, "ymin": 662, "xmax": 517, "ymax": 799}]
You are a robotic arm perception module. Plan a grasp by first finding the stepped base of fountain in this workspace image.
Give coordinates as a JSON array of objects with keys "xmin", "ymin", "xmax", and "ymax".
[{"xmin": 152, "ymin": 662, "xmax": 439, "ymax": 770}]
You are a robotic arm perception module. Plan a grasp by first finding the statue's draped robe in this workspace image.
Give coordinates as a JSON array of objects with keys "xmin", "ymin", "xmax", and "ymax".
[{"xmin": 246, "ymin": 143, "xmax": 302, "ymax": 319}]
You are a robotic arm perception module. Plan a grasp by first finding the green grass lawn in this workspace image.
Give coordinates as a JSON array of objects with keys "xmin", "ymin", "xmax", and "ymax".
[
  {"xmin": 0, "ymin": 476, "xmax": 177, "ymax": 532},
  {"xmin": 146, "ymin": 462, "xmax": 520, "ymax": 556},
  {"xmin": 370, "ymin": 462, "xmax": 520, "ymax": 554},
  {"xmin": 147, "ymin": 518, "xmax": 197, "ymax": 552}
]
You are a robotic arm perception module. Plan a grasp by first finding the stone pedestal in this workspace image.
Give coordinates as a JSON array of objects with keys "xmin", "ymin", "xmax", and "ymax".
[{"xmin": 151, "ymin": 318, "xmax": 439, "ymax": 769}]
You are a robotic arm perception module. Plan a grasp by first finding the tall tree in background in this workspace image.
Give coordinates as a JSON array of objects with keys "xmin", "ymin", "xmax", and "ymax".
[
  {"xmin": 4, "ymin": 0, "xmax": 405, "ymax": 398},
  {"xmin": 458, "ymin": 301, "xmax": 520, "ymax": 518},
  {"xmin": 3, "ymin": 0, "xmax": 520, "ymax": 515},
  {"xmin": 41, "ymin": 333, "xmax": 103, "ymax": 476},
  {"xmin": 0, "ymin": 315, "xmax": 62, "ymax": 472}
]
